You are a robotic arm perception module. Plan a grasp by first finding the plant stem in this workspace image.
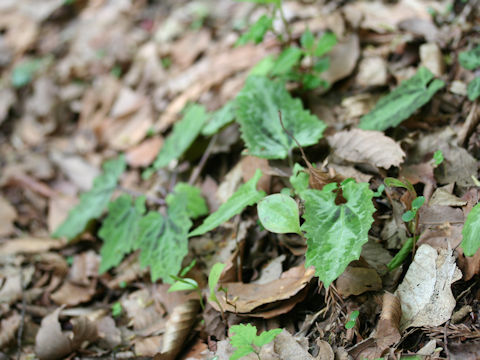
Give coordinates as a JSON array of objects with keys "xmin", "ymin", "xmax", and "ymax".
[{"xmin": 277, "ymin": 3, "xmax": 292, "ymax": 45}]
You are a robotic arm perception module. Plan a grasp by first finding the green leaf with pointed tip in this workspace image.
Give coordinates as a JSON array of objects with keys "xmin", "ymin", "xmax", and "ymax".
[
  {"xmin": 235, "ymin": 15, "xmax": 273, "ymax": 46},
  {"xmin": 314, "ymin": 32, "xmax": 337, "ymax": 57},
  {"xmin": 236, "ymin": 76, "xmax": 326, "ymax": 159},
  {"xmin": 202, "ymin": 101, "xmax": 236, "ymax": 136},
  {"xmin": 53, "ymin": 156, "xmax": 126, "ymax": 240},
  {"xmin": 461, "ymin": 202, "xmax": 480, "ymax": 256},
  {"xmin": 270, "ymin": 47, "xmax": 303, "ymax": 76},
  {"xmin": 208, "ymin": 263, "xmax": 226, "ymax": 302},
  {"xmin": 135, "ymin": 198, "xmax": 192, "ymax": 282},
  {"xmin": 467, "ymin": 76, "xmax": 480, "ymax": 101},
  {"xmin": 301, "ymin": 180, "xmax": 375, "ymax": 287},
  {"xmin": 402, "ymin": 210, "xmax": 415, "ymax": 222},
  {"xmin": 459, "ymin": 45, "xmax": 480, "ymax": 70},
  {"xmin": 189, "ymin": 169, "xmax": 266, "ymax": 237},
  {"xmin": 250, "ymin": 55, "xmax": 276, "ymax": 76},
  {"xmin": 258, "ymin": 194, "xmax": 301, "ymax": 234},
  {"xmin": 290, "ymin": 163, "xmax": 309, "ymax": 195},
  {"xmin": 166, "ymin": 182, "xmax": 208, "ymax": 219},
  {"xmin": 144, "ymin": 104, "xmax": 208, "ymax": 178},
  {"xmin": 168, "ymin": 278, "xmax": 199, "ymax": 292},
  {"xmin": 300, "ymin": 28, "xmax": 315, "ymax": 52},
  {"xmin": 359, "ymin": 67, "xmax": 445, "ymax": 131},
  {"xmin": 229, "ymin": 324, "xmax": 282, "ymax": 360},
  {"xmin": 98, "ymin": 194, "xmax": 146, "ymax": 273}
]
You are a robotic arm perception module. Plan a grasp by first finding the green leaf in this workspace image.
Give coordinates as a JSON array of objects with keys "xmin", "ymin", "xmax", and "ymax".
[
  {"xmin": 229, "ymin": 324, "xmax": 281, "ymax": 360},
  {"xmin": 189, "ymin": 169, "xmax": 266, "ymax": 236},
  {"xmin": 271, "ymin": 47, "xmax": 303, "ymax": 76},
  {"xmin": 236, "ymin": 76, "xmax": 326, "ymax": 159},
  {"xmin": 202, "ymin": 101, "xmax": 236, "ymax": 136},
  {"xmin": 314, "ymin": 32, "xmax": 337, "ymax": 57},
  {"xmin": 11, "ymin": 57, "xmax": 50, "ymax": 88},
  {"xmin": 144, "ymin": 104, "xmax": 208, "ymax": 178},
  {"xmin": 300, "ymin": 28, "xmax": 315, "ymax": 52},
  {"xmin": 387, "ymin": 237, "xmax": 414, "ymax": 271},
  {"xmin": 345, "ymin": 310, "xmax": 359, "ymax": 329},
  {"xmin": 257, "ymin": 194, "xmax": 301, "ymax": 234},
  {"xmin": 236, "ymin": 15, "xmax": 273, "ymax": 46},
  {"xmin": 461, "ymin": 202, "xmax": 480, "ymax": 256},
  {"xmin": 229, "ymin": 324, "xmax": 256, "ymax": 360},
  {"xmin": 467, "ymin": 76, "xmax": 480, "ymax": 101},
  {"xmin": 111, "ymin": 302, "xmax": 122, "ymax": 318},
  {"xmin": 135, "ymin": 198, "xmax": 192, "ymax": 282},
  {"xmin": 384, "ymin": 177, "xmax": 408, "ymax": 189},
  {"xmin": 249, "ymin": 55, "xmax": 276, "ymax": 76},
  {"xmin": 411, "ymin": 196, "xmax": 425, "ymax": 210},
  {"xmin": 433, "ymin": 150, "xmax": 444, "ymax": 166},
  {"xmin": 359, "ymin": 67, "xmax": 445, "ymax": 131},
  {"xmin": 208, "ymin": 263, "xmax": 226, "ymax": 302},
  {"xmin": 459, "ymin": 45, "xmax": 480, "ymax": 70},
  {"xmin": 290, "ymin": 163, "xmax": 309, "ymax": 195},
  {"xmin": 98, "ymin": 194, "xmax": 146, "ymax": 273},
  {"xmin": 301, "ymin": 73, "xmax": 327, "ymax": 90},
  {"xmin": 166, "ymin": 182, "xmax": 208, "ymax": 219},
  {"xmin": 402, "ymin": 210, "xmax": 415, "ymax": 222},
  {"xmin": 53, "ymin": 156, "xmax": 126, "ymax": 240},
  {"xmin": 301, "ymin": 181, "xmax": 375, "ymax": 287},
  {"xmin": 253, "ymin": 328, "xmax": 282, "ymax": 347},
  {"xmin": 168, "ymin": 278, "xmax": 199, "ymax": 292}
]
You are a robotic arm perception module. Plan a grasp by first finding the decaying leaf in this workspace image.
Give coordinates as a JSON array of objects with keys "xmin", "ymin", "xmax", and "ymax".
[
  {"xmin": 0, "ymin": 237, "xmax": 65, "ymax": 256},
  {"xmin": 395, "ymin": 244, "xmax": 462, "ymax": 329},
  {"xmin": 327, "ymin": 129, "xmax": 405, "ymax": 168},
  {"xmin": 35, "ymin": 308, "xmax": 98, "ymax": 360},
  {"xmin": 0, "ymin": 196, "xmax": 17, "ymax": 237},
  {"xmin": 335, "ymin": 264, "xmax": 382, "ymax": 297},
  {"xmin": 375, "ymin": 292, "xmax": 402, "ymax": 350},
  {"xmin": 0, "ymin": 312, "xmax": 21, "ymax": 349},
  {"xmin": 211, "ymin": 265, "xmax": 314, "ymax": 317}
]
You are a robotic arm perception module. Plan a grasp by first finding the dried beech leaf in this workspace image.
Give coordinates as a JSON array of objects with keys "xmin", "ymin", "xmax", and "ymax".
[
  {"xmin": 0, "ymin": 237, "xmax": 65, "ymax": 256},
  {"xmin": 0, "ymin": 312, "xmax": 21, "ymax": 349},
  {"xmin": 161, "ymin": 299, "xmax": 201, "ymax": 358},
  {"xmin": 50, "ymin": 281, "xmax": 96, "ymax": 306},
  {"xmin": 35, "ymin": 308, "xmax": 98, "ymax": 360},
  {"xmin": 0, "ymin": 196, "xmax": 17, "ymax": 237},
  {"xmin": 328, "ymin": 129, "xmax": 405, "ymax": 168},
  {"xmin": 35, "ymin": 308, "xmax": 72, "ymax": 360},
  {"xmin": 375, "ymin": 292, "xmax": 401, "ymax": 350},
  {"xmin": 395, "ymin": 244, "xmax": 462, "ymax": 329},
  {"xmin": 335, "ymin": 265, "xmax": 382, "ymax": 297}
]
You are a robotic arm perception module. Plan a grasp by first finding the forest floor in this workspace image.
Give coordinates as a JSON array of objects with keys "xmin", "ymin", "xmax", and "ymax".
[{"xmin": 0, "ymin": 0, "xmax": 480, "ymax": 359}]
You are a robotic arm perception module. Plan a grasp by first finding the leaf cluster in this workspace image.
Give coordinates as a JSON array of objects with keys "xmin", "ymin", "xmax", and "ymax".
[
  {"xmin": 459, "ymin": 45, "xmax": 480, "ymax": 101},
  {"xmin": 229, "ymin": 324, "xmax": 282, "ymax": 360}
]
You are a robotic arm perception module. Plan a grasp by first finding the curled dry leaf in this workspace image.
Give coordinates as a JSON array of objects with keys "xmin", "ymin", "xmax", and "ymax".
[
  {"xmin": 395, "ymin": 244, "xmax": 462, "ymax": 329},
  {"xmin": 320, "ymin": 34, "xmax": 360, "ymax": 86},
  {"xmin": 328, "ymin": 129, "xmax": 405, "ymax": 169},
  {"xmin": 211, "ymin": 265, "xmax": 314, "ymax": 317},
  {"xmin": 35, "ymin": 308, "xmax": 98, "ymax": 360},
  {"xmin": 335, "ymin": 265, "xmax": 382, "ymax": 297},
  {"xmin": 0, "ymin": 196, "xmax": 17, "ymax": 237},
  {"xmin": 0, "ymin": 237, "xmax": 65, "ymax": 256},
  {"xmin": 0, "ymin": 312, "xmax": 21, "ymax": 349},
  {"xmin": 375, "ymin": 292, "xmax": 401, "ymax": 351},
  {"xmin": 50, "ymin": 281, "xmax": 97, "ymax": 306},
  {"xmin": 0, "ymin": 266, "xmax": 34, "ymax": 305}
]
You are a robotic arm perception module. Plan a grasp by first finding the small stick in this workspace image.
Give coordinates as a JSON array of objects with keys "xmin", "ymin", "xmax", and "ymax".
[{"xmin": 189, "ymin": 134, "xmax": 218, "ymax": 185}]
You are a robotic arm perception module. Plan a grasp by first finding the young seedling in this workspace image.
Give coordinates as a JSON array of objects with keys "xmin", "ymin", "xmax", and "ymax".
[
  {"xmin": 432, "ymin": 150, "xmax": 444, "ymax": 167},
  {"xmin": 229, "ymin": 323, "xmax": 282, "ymax": 360},
  {"xmin": 345, "ymin": 310, "xmax": 359, "ymax": 329},
  {"xmin": 209, "ymin": 262, "xmax": 227, "ymax": 320}
]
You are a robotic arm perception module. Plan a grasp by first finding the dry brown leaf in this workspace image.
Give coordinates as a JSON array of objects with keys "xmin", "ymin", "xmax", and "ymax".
[
  {"xmin": 122, "ymin": 289, "xmax": 165, "ymax": 332},
  {"xmin": 126, "ymin": 136, "xmax": 164, "ymax": 168},
  {"xmin": 96, "ymin": 316, "xmax": 122, "ymax": 349},
  {"xmin": 0, "ymin": 266, "xmax": 34, "ymax": 305},
  {"xmin": 69, "ymin": 250, "xmax": 100, "ymax": 285},
  {"xmin": 50, "ymin": 280, "xmax": 97, "ymax": 306},
  {"xmin": 375, "ymin": 292, "xmax": 401, "ymax": 351},
  {"xmin": 0, "ymin": 237, "xmax": 65, "ymax": 256},
  {"xmin": 395, "ymin": 244, "xmax": 461, "ymax": 329},
  {"xmin": 35, "ymin": 308, "xmax": 98, "ymax": 360},
  {"xmin": 0, "ymin": 88, "xmax": 16, "ymax": 125},
  {"xmin": 240, "ymin": 156, "xmax": 271, "ymax": 193},
  {"xmin": 420, "ymin": 42, "xmax": 444, "ymax": 77},
  {"xmin": 0, "ymin": 312, "xmax": 21, "ymax": 349},
  {"xmin": 429, "ymin": 186, "xmax": 466, "ymax": 207},
  {"xmin": 212, "ymin": 265, "xmax": 314, "ymax": 315},
  {"xmin": 0, "ymin": 10, "xmax": 38, "ymax": 56},
  {"xmin": 328, "ymin": 129, "xmax": 405, "ymax": 169},
  {"xmin": 171, "ymin": 30, "xmax": 211, "ymax": 69},
  {"xmin": 320, "ymin": 34, "xmax": 359, "ymax": 86},
  {"xmin": 315, "ymin": 339, "xmax": 335, "ymax": 360},
  {"xmin": 335, "ymin": 265, "xmax": 382, "ymax": 297},
  {"xmin": 48, "ymin": 195, "xmax": 78, "ymax": 233},
  {"xmin": 356, "ymin": 56, "xmax": 388, "ymax": 87},
  {"xmin": 136, "ymin": 336, "xmax": 163, "ymax": 357},
  {"xmin": 50, "ymin": 153, "xmax": 100, "ymax": 191},
  {"xmin": 161, "ymin": 299, "xmax": 200, "ymax": 358},
  {"xmin": 0, "ymin": 196, "xmax": 17, "ymax": 237}
]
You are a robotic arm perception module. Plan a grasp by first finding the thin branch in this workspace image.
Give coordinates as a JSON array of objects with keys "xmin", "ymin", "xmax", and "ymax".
[{"xmin": 189, "ymin": 134, "xmax": 218, "ymax": 185}]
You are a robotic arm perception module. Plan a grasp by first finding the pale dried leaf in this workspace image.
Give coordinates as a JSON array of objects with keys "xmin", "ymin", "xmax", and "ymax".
[
  {"xmin": 375, "ymin": 292, "xmax": 401, "ymax": 350},
  {"xmin": 0, "ymin": 237, "xmax": 65, "ymax": 256},
  {"xmin": 50, "ymin": 281, "xmax": 96, "ymax": 306},
  {"xmin": 328, "ymin": 129, "xmax": 405, "ymax": 168},
  {"xmin": 35, "ymin": 308, "xmax": 73, "ymax": 360},
  {"xmin": 0, "ymin": 312, "xmax": 21, "ymax": 349},
  {"xmin": 395, "ymin": 244, "xmax": 462, "ymax": 329},
  {"xmin": 0, "ymin": 266, "xmax": 34, "ymax": 305},
  {"xmin": 96, "ymin": 316, "xmax": 122, "ymax": 349},
  {"xmin": 320, "ymin": 34, "xmax": 359, "ymax": 85},
  {"xmin": 335, "ymin": 266, "xmax": 382, "ymax": 297},
  {"xmin": 356, "ymin": 57, "xmax": 388, "ymax": 87},
  {"xmin": 135, "ymin": 336, "xmax": 163, "ymax": 357},
  {"xmin": 0, "ymin": 196, "xmax": 17, "ymax": 237},
  {"xmin": 126, "ymin": 136, "xmax": 164, "ymax": 168}
]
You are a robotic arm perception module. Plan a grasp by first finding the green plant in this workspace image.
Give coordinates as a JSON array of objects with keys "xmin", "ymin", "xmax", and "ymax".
[
  {"xmin": 458, "ymin": 45, "xmax": 480, "ymax": 101},
  {"xmin": 433, "ymin": 150, "xmax": 444, "ymax": 166},
  {"xmin": 111, "ymin": 302, "xmax": 122, "ymax": 318},
  {"xmin": 345, "ymin": 310, "xmax": 359, "ymax": 329},
  {"xmin": 229, "ymin": 324, "xmax": 282, "ymax": 360},
  {"xmin": 461, "ymin": 202, "xmax": 480, "ymax": 256},
  {"xmin": 384, "ymin": 178, "xmax": 425, "ymax": 270},
  {"xmin": 359, "ymin": 67, "xmax": 445, "ymax": 131}
]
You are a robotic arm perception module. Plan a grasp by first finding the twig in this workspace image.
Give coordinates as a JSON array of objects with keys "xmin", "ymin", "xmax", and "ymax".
[
  {"xmin": 189, "ymin": 134, "xmax": 218, "ymax": 185},
  {"xmin": 278, "ymin": 110, "xmax": 313, "ymax": 170}
]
